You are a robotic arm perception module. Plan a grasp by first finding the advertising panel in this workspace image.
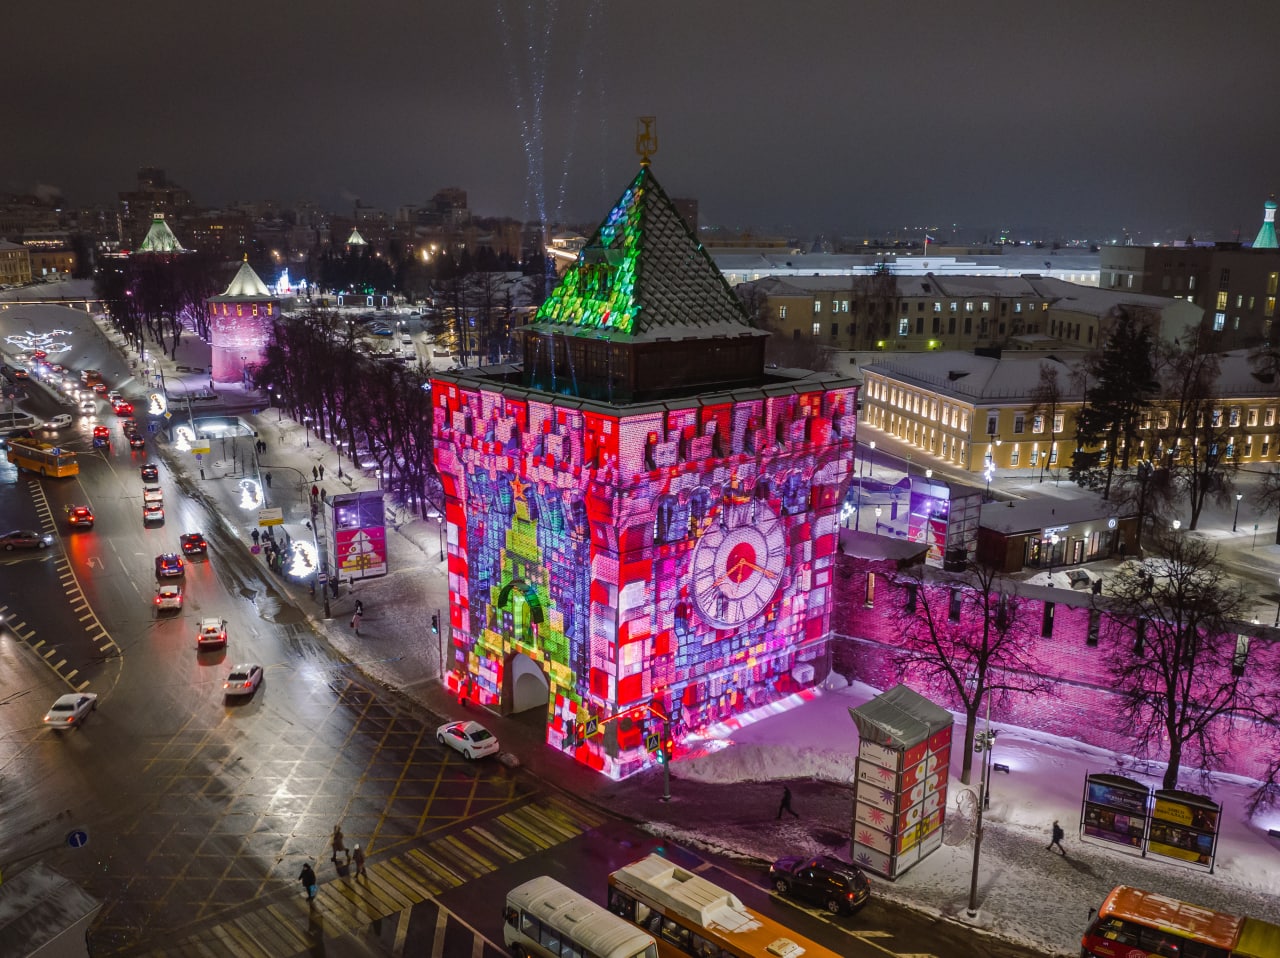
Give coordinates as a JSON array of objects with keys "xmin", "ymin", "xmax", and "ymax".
[
  {"xmin": 1147, "ymin": 790, "xmax": 1220, "ymax": 869},
  {"xmin": 1081, "ymin": 773, "xmax": 1149, "ymax": 851},
  {"xmin": 331, "ymin": 491, "xmax": 388, "ymax": 579}
]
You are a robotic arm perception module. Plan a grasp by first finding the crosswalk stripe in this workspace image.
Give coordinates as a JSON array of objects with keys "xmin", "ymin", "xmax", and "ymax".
[
  {"xmin": 264, "ymin": 903, "xmax": 314, "ymax": 950},
  {"xmin": 391, "ymin": 904, "xmax": 412, "ymax": 957},
  {"xmin": 521, "ymin": 803, "xmax": 585, "ymax": 843},
  {"xmin": 436, "ymin": 834, "xmax": 494, "ymax": 878},
  {"xmin": 361, "ymin": 864, "xmax": 421, "ymax": 910},
  {"xmin": 467, "ymin": 825, "xmax": 523, "ymax": 861},
  {"xmin": 403, "ymin": 848, "xmax": 461, "ymax": 892},
  {"xmin": 431, "ymin": 907, "xmax": 449, "ymax": 958},
  {"xmin": 348, "ymin": 870, "xmax": 410, "ymax": 913},
  {"xmin": 221, "ymin": 918, "xmax": 272, "ymax": 958},
  {"xmin": 381, "ymin": 855, "xmax": 443, "ymax": 900},
  {"xmin": 497, "ymin": 810, "xmax": 560, "ymax": 850}
]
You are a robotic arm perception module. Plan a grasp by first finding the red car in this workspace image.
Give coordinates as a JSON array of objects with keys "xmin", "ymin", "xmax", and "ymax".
[
  {"xmin": 67, "ymin": 505, "xmax": 95, "ymax": 528},
  {"xmin": 92, "ymin": 425, "xmax": 110, "ymax": 440},
  {"xmin": 113, "ymin": 401, "xmax": 134, "ymax": 415}
]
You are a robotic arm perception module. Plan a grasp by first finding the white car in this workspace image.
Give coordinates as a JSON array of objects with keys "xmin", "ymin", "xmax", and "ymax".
[
  {"xmin": 436, "ymin": 720, "xmax": 500, "ymax": 759},
  {"xmin": 197, "ymin": 617, "xmax": 227, "ymax": 650},
  {"xmin": 44, "ymin": 692, "xmax": 98, "ymax": 729},
  {"xmin": 223, "ymin": 663, "xmax": 263, "ymax": 697},
  {"xmin": 142, "ymin": 485, "xmax": 163, "ymax": 503},
  {"xmin": 154, "ymin": 583, "xmax": 183, "ymax": 612},
  {"xmin": 42, "ymin": 414, "xmax": 73, "ymax": 431}
]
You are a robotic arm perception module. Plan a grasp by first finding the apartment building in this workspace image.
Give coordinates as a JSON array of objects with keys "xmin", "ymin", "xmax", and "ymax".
[
  {"xmin": 861, "ymin": 349, "xmax": 1280, "ymax": 475},
  {"xmin": 740, "ymin": 273, "xmax": 1201, "ymax": 354}
]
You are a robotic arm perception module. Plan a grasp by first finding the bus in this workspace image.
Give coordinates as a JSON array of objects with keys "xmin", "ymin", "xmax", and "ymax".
[
  {"xmin": 504, "ymin": 875, "xmax": 658, "ymax": 958},
  {"xmin": 1082, "ymin": 886, "xmax": 1280, "ymax": 958},
  {"xmin": 6, "ymin": 437, "xmax": 79, "ymax": 477},
  {"xmin": 607, "ymin": 854, "xmax": 842, "ymax": 958}
]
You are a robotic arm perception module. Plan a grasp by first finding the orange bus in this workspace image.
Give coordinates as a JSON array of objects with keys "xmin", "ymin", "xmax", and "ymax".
[
  {"xmin": 607, "ymin": 853, "xmax": 842, "ymax": 958},
  {"xmin": 6, "ymin": 437, "xmax": 79, "ymax": 477},
  {"xmin": 1082, "ymin": 886, "xmax": 1280, "ymax": 958}
]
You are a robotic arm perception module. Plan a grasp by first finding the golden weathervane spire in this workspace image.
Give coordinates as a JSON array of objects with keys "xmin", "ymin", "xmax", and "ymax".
[{"xmin": 636, "ymin": 116, "xmax": 657, "ymax": 166}]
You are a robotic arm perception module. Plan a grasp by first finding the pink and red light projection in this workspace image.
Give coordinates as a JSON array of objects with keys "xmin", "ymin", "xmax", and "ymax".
[
  {"xmin": 208, "ymin": 299, "xmax": 275, "ymax": 384},
  {"xmin": 432, "ymin": 378, "xmax": 857, "ymax": 779}
]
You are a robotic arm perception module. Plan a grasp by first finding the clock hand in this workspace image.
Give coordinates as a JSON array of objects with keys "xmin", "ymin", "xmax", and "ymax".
[{"xmin": 740, "ymin": 558, "xmax": 778, "ymax": 579}]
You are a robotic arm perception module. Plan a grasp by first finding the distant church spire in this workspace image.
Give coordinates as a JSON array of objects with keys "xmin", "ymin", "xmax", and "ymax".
[{"xmin": 1253, "ymin": 194, "xmax": 1278, "ymax": 249}]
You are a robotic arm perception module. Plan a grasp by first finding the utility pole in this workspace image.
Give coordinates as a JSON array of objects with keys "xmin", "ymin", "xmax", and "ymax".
[{"xmin": 967, "ymin": 699, "xmax": 997, "ymax": 917}]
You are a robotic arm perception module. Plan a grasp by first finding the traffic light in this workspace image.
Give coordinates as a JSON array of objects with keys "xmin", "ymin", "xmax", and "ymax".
[
  {"xmin": 657, "ymin": 734, "xmax": 674, "ymax": 764},
  {"xmin": 431, "ymin": 614, "xmax": 439, "ymax": 634}
]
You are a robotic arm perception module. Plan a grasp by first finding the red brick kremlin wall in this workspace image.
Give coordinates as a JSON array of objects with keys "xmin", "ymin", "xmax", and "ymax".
[{"xmin": 830, "ymin": 553, "xmax": 1280, "ymax": 782}]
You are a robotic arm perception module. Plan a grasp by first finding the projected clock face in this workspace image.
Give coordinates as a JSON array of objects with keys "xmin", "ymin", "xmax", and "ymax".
[{"xmin": 690, "ymin": 504, "xmax": 788, "ymax": 629}]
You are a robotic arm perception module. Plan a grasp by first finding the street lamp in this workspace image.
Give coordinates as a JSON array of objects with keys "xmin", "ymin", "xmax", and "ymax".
[
  {"xmin": 875, "ymin": 505, "xmax": 883, "ymax": 532},
  {"xmin": 868, "ymin": 441, "xmax": 876, "ymax": 478},
  {"xmin": 967, "ymin": 698, "xmax": 998, "ymax": 918},
  {"xmin": 1233, "ymin": 493, "xmax": 1243, "ymax": 532},
  {"xmin": 984, "ymin": 462, "xmax": 994, "ymax": 499},
  {"xmin": 1172, "ymin": 519, "xmax": 1182, "ymax": 532}
]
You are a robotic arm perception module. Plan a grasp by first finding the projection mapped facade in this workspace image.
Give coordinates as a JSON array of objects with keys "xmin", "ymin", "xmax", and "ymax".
[{"xmin": 433, "ymin": 161, "xmax": 856, "ymax": 778}]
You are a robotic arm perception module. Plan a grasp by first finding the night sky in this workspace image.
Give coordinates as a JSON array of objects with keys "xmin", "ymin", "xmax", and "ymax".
[{"xmin": 7, "ymin": 1, "xmax": 1278, "ymax": 241}]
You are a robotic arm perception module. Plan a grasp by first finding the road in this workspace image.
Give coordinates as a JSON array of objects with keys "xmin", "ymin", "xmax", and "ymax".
[{"xmin": 0, "ymin": 303, "xmax": 1044, "ymax": 958}]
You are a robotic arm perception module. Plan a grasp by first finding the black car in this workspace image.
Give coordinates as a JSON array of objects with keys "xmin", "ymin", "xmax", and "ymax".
[
  {"xmin": 180, "ymin": 532, "xmax": 208, "ymax": 556},
  {"xmin": 769, "ymin": 855, "xmax": 871, "ymax": 915},
  {"xmin": 129, "ymin": 433, "xmax": 146, "ymax": 449},
  {"xmin": 140, "ymin": 463, "xmax": 159, "ymax": 481}
]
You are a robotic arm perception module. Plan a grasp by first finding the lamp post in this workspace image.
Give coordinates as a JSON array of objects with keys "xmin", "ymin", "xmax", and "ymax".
[
  {"xmin": 868, "ymin": 441, "xmax": 875, "ymax": 478},
  {"xmin": 1173, "ymin": 519, "xmax": 1182, "ymax": 532},
  {"xmin": 967, "ymin": 697, "xmax": 997, "ymax": 918},
  {"xmin": 275, "ymin": 392, "xmax": 282, "ymax": 423},
  {"xmin": 875, "ymin": 505, "xmax": 883, "ymax": 533},
  {"xmin": 437, "ymin": 515, "xmax": 446, "ymax": 561},
  {"xmin": 1233, "ymin": 493, "xmax": 1243, "ymax": 532},
  {"xmin": 984, "ymin": 462, "xmax": 994, "ymax": 499}
]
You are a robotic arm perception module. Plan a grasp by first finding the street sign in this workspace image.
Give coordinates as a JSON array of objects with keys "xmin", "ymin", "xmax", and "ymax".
[
  {"xmin": 585, "ymin": 718, "xmax": 598, "ymax": 738},
  {"xmin": 192, "ymin": 443, "xmax": 211, "ymax": 455},
  {"xmin": 317, "ymin": 572, "xmax": 328, "ymax": 583},
  {"xmin": 251, "ymin": 409, "xmax": 259, "ymax": 415},
  {"xmin": 163, "ymin": 411, "xmax": 172, "ymax": 420},
  {"xmin": 257, "ymin": 508, "xmax": 285, "ymax": 527},
  {"xmin": 148, "ymin": 423, "xmax": 157, "ymax": 433},
  {"xmin": 645, "ymin": 733, "xmax": 660, "ymax": 753},
  {"xmin": 66, "ymin": 828, "xmax": 89, "ymax": 849},
  {"xmin": 195, "ymin": 453, "xmax": 202, "ymax": 461}
]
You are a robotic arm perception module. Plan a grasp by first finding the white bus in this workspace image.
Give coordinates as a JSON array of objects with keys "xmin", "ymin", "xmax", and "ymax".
[{"xmin": 504, "ymin": 875, "xmax": 658, "ymax": 958}]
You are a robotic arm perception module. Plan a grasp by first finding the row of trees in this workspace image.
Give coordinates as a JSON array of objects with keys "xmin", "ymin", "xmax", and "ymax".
[
  {"xmin": 884, "ymin": 535, "xmax": 1274, "ymax": 797},
  {"xmin": 1040, "ymin": 311, "xmax": 1280, "ymax": 539},
  {"xmin": 253, "ymin": 309, "xmax": 439, "ymax": 514}
]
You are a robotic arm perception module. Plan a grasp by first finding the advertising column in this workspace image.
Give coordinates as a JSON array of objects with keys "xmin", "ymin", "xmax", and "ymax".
[
  {"xmin": 849, "ymin": 684, "xmax": 953, "ymax": 880},
  {"xmin": 330, "ymin": 490, "xmax": 388, "ymax": 583}
]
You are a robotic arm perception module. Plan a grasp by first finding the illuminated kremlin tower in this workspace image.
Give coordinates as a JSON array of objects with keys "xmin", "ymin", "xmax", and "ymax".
[
  {"xmin": 206, "ymin": 258, "xmax": 278, "ymax": 385},
  {"xmin": 432, "ymin": 152, "xmax": 858, "ymax": 779}
]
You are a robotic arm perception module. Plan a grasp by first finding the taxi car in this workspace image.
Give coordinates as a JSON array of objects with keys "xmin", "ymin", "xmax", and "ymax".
[
  {"xmin": 66, "ymin": 504, "xmax": 95, "ymax": 529},
  {"xmin": 197, "ymin": 617, "xmax": 228, "ymax": 650}
]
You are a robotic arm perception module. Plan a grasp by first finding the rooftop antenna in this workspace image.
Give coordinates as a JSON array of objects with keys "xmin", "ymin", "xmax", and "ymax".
[{"xmin": 636, "ymin": 116, "xmax": 657, "ymax": 166}]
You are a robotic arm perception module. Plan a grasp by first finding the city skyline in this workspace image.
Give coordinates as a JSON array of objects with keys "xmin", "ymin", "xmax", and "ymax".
[{"xmin": 4, "ymin": 1, "xmax": 1279, "ymax": 241}]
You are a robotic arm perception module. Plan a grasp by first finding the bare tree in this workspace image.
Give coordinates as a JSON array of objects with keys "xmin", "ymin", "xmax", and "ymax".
[
  {"xmin": 1027, "ymin": 359, "xmax": 1072, "ymax": 484},
  {"xmin": 1153, "ymin": 333, "xmax": 1237, "ymax": 530},
  {"xmin": 1098, "ymin": 530, "xmax": 1261, "ymax": 790},
  {"xmin": 890, "ymin": 562, "xmax": 1053, "ymax": 784},
  {"xmin": 1256, "ymin": 466, "xmax": 1280, "ymax": 547}
]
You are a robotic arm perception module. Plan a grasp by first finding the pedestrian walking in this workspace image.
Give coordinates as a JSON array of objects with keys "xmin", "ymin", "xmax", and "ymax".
[
  {"xmin": 351, "ymin": 844, "xmax": 365, "ymax": 878},
  {"xmin": 312, "ymin": 465, "xmax": 319, "ymax": 481},
  {"xmin": 299, "ymin": 862, "xmax": 317, "ymax": 901},
  {"xmin": 458, "ymin": 675, "xmax": 471, "ymax": 706},
  {"xmin": 311, "ymin": 484, "xmax": 319, "ymax": 501},
  {"xmin": 350, "ymin": 611, "xmax": 362, "ymax": 636},
  {"xmin": 1048, "ymin": 820, "xmax": 1067, "ymax": 856},
  {"xmin": 331, "ymin": 825, "xmax": 349, "ymax": 865},
  {"xmin": 251, "ymin": 528, "xmax": 260, "ymax": 546},
  {"xmin": 264, "ymin": 472, "xmax": 272, "ymax": 489},
  {"xmin": 355, "ymin": 599, "xmax": 364, "ymax": 616},
  {"xmin": 777, "ymin": 786, "xmax": 799, "ymax": 820},
  {"xmin": 320, "ymin": 486, "xmax": 327, "ymax": 501},
  {"xmin": 318, "ymin": 463, "xmax": 325, "ymax": 480}
]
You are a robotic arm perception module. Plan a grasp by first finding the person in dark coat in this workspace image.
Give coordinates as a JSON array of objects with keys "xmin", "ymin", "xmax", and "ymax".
[
  {"xmin": 299, "ymin": 862, "xmax": 317, "ymax": 900},
  {"xmin": 351, "ymin": 844, "xmax": 366, "ymax": 878},
  {"xmin": 777, "ymin": 786, "xmax": 799, "ymax": 820},
  {"xmin": 331, "ymin": 824, "xmax": 349, "ymax": 865},
  {"xmin": 1048, "ymin": 820, "xmax": 1067, "ymax": 855}
]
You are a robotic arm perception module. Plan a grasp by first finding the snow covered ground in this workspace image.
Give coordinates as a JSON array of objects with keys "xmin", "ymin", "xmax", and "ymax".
[{"xmin": 667, "ymin": 677, "xmax": 1280, "ymax": 956}]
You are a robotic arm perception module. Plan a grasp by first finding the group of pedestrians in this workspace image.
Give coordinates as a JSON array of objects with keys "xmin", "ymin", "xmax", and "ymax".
[{"xmin": 298, "ymin": 823, "xmax": 367, "ymax": 902}]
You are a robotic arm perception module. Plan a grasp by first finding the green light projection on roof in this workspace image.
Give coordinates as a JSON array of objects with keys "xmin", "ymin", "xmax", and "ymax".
[{"xmin": 534, "ymin": 174, "xmax": 644, "ymax": 334}]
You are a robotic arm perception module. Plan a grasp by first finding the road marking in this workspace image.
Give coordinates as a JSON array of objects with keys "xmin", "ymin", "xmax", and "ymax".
[
  {"xmin": 87, "ymin": 556, "xmax": 102, "ymax": 569},
  {"xmin": 391, "ymin": 905, "xmax": 412, "ymax": 956},
  {"xmin": 431, "ymin": 907, "xmax": 448, "ymax": 957}
]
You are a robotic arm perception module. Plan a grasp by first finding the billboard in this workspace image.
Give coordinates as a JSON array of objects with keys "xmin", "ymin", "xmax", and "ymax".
[
  {"xmin": 1081, "ymin": 773, "xmax": 1148, "ymax": 851},
  {"xmin": 1147, "ymin": 790, "xmax": 1220, "ymax": 869},
  {"xmin": 330, "ymin": 490, "xmax": 387, "ymax": 579}
]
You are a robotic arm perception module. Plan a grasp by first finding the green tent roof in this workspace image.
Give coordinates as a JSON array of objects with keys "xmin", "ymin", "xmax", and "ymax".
[
  {"xmin": 1252, "ymin": 195, "xmax": 1278, "ymax": 250},
  {"xmin": 526, "ymin": 164, "xmax": 760, "ymax": 343},
  {"xmin": 137, "ymin": 214, "xmax": 185, "ymax": 254}
]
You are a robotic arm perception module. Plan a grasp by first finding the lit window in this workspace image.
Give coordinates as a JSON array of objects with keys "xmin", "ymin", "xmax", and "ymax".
[
  {"xmin": 950, "ymin": 302, "xmax": 958, "ymax": 313},
  {"xmin": 1014, "ymin": 302, "xmax": 1023, "ymax": 313},
  {"xmin": 1217, "ymin": 291, "xmax": 1229, "ymax": 310},
  {"xmin": 812, "ymin": 322, "xmax": 821, "ymax": 336},
  {"xmin": 1247, "ymin": 408, "xmax": 1258, "ymax": 426},
  {"xmin": 898, "ymin": 317, "xmax": 909, "ymax": 336},
  {"xmin": 1265, "ymin": 408, "xmax": 1276, "ymax": 427},
  {"xmin": 933, "ymin": 302, "xmax": 942, "ymax": 313},
  {"xmin": 778, "ymin": 306, "xmax": 787, "ymax": 319},
  {"xmin": 1053, "ymin": 414, "xmax": 1064, "ymax": 434},
  {"xmin": 814, "ymin": 300, "xmax": 822, "ymax": 313},
  {"xmin": 965, "ymin": 301, "xmax": 974, "ymax": 312},
  {"xmin": 1214, "ymin": 312, "xmax": 1225, "ymax": 331},
  {"xmin": 1010, "ymin": 445, "xmax": 1020, "ymax": 466},
  {"xmin": 981, "ymin": 301, "xmax": 991, "ymax": 311},
  {"xmin": 1229, "ymin": 408, "xmax": 1240, "ymax": 426}
]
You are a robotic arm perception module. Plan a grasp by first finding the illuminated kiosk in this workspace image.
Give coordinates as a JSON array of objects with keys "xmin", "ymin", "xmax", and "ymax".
[
  {"xmin": 432, "ymin": 161, "xmax": 858, "ymax": 778},
  {"xmin": 206, "ymin": 258, "xmax": 278, "ymax": 385}
]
